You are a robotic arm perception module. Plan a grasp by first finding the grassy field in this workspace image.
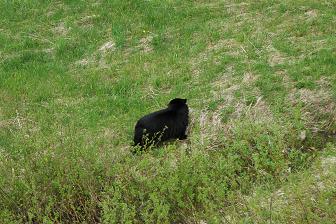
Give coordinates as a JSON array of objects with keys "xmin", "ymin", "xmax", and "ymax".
[{"xmin": 0, "ymin": 0, "xmax": 335, "ymax": 223}]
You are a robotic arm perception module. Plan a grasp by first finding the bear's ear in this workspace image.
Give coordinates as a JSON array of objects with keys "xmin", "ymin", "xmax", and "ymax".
[{"xmin": 184, "ymin": 99, "xmax": 187, "ymax": 103}]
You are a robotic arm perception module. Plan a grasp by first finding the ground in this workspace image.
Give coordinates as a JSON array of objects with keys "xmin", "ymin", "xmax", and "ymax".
[{"xmin": 0, "ymin": 0, "xmax": 335, "ymax": 223}]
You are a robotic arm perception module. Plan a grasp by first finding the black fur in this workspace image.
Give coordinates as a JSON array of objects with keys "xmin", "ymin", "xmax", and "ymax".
[{"xmin": 133, "ymin": 98, "xmax": 189, "ymax": 148}]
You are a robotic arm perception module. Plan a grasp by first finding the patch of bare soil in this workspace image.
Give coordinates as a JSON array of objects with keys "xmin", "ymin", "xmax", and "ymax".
[
  {"xmin": 76, "ymin": 15, "xmax": 99, "ymax": 28},
  {"xmin": 138, "ymin": 35, "xmax": 154, "ymax": 53},
  {"xmin": 52, "ymin": 22, "xmax": 69, "ymax": 36},
  {"xmin": 74, "ymin": 40, "xmax": 116, "ymax": 69},
  {"xmin": 123, "ymin": 34, "xmax": 156, "ymax": 56},
  {"xmin": 304, "ymin": 9, "xmax": 318, "ymax": 20},
  {"xmin": 99, "ymin": 41, "xmax": 116, "ymax": 53},
  {"xmin": 267, "ymin": 45, "xmax": 289, "ymax": 66},
  {"xmin": 54, "ymin": 96, "xmax": 86, "ymax": 107},
  {"xmin": 0, "ymin": 110, "xmax": 36, "ymax": 135}
]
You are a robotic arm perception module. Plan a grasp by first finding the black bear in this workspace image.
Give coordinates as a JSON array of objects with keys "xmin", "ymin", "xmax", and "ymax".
[{"xmin": 133, "ymin": 98, "xmax": 189, "ymax": 148}]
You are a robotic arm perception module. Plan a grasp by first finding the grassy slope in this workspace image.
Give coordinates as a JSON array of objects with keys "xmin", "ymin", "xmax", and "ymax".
[{"xmin": 0, "ymin": 0, "xmax": 335, "ymax": 223}]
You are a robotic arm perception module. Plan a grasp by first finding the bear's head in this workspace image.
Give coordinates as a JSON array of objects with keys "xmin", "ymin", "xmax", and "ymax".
[{"xmin": 168, "ymin": 98, "xmax": 187, "ymax": 108}]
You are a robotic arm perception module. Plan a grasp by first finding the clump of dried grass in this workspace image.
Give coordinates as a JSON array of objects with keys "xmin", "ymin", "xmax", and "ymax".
[{"xmin": 296, "ymin": 88, "xmax": 336, "ymax": 133}]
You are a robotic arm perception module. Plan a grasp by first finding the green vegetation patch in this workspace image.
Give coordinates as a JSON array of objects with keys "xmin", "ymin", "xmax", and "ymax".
[{"xmin": 0, "ymin": 0, "xmax": 335, "ymax": 223}]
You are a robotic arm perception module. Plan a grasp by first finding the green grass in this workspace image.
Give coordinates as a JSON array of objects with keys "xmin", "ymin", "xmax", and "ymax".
[{"xmin": 0, "ymin": 0, "xmax": 335, "ymax": 223}]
